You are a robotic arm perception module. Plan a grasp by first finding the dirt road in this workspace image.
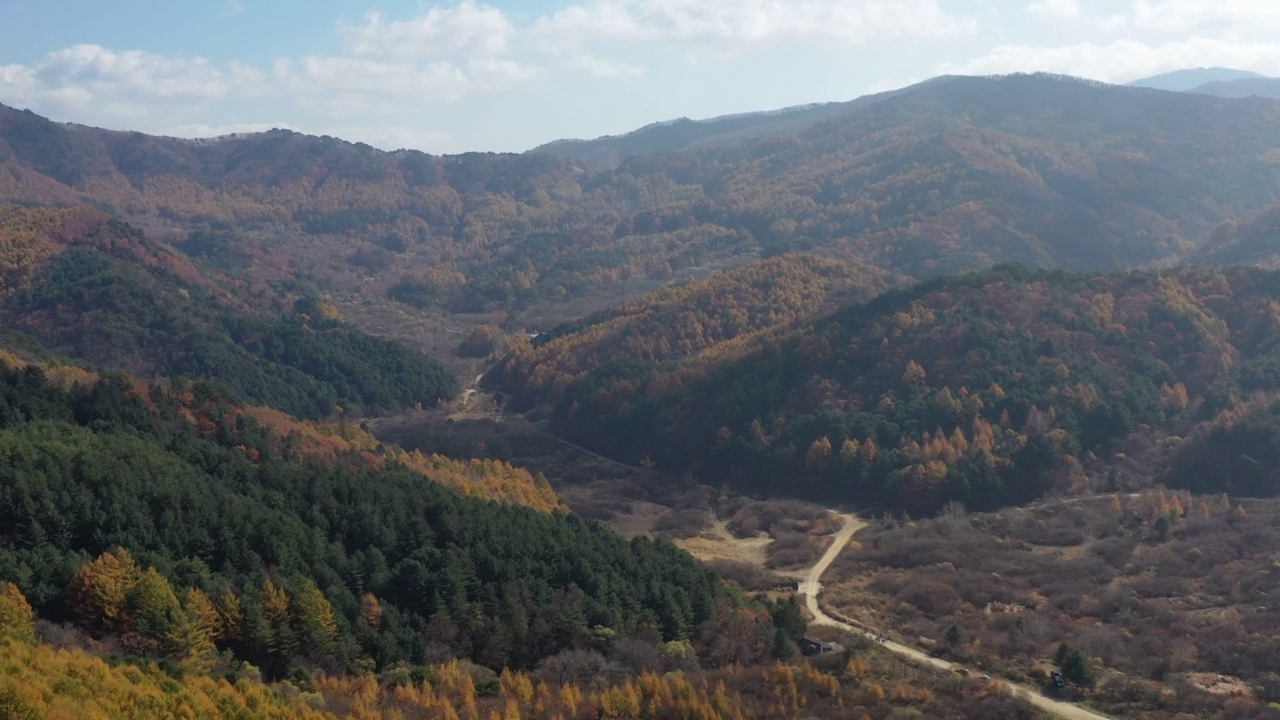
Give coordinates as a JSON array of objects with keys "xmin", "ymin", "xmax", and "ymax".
[{"xmin": 802, "ymin": 513, "xmax": 1115, "ymax": 720}]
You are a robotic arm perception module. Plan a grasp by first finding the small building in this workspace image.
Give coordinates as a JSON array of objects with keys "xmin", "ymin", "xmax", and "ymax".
[{"xmin": 798, "ymin": 636, "xmax": 842, "ymax": 656}]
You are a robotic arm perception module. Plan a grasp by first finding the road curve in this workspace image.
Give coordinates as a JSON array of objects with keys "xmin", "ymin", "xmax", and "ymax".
[{"xmin": 802, "ymin": 513, "xmax": 1115, "ymax": 720}]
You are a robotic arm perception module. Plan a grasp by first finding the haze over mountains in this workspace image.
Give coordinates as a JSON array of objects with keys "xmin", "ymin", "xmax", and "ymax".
[
  {"xmin": 1128, "ymin": 66, "xmax": 1280, "ymax": 99},
  {"xmin": 1126, "ymin": 67, "xmax": 1267, "ymax": 91}
]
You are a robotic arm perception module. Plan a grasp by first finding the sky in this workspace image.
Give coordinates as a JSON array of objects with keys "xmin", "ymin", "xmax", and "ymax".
[{"xmin": 3, "ymin": 0, "xmax": 1280, "ymax": 154}]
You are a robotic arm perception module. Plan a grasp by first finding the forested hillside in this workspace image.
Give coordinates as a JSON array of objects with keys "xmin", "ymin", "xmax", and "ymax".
[
  {"xmin": 5, "ymin": 74, "xmax": 1280, "ymax": 320},
  {"xmin": 523, "ymin": 264, "xmax": 1280, "ymax": 513},
  {"xmin": 0, "ymin": 205, "xmax": 458, "ymax": 418},
  {"xmin": 1193, "ymin": 203, "xmax": 1280, "ymax": 268},
  {"xmin": 0, "ymin": 356, "xmax": 783, "ymax": 681},
  {"xmin": 496, "ymin": 253, "xmax": 896, "ymax": 405}
]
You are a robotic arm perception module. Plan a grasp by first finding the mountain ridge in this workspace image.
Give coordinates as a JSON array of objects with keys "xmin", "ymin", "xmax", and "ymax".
[{"xmin": 5, "ymin": 72, "xmax": 1280, "ymax": 323}]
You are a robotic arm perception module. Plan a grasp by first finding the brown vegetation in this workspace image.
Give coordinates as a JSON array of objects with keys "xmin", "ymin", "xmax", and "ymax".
[{"xmin": 825, "ymin": 490, "xmax": 1280, "ymax": 719}]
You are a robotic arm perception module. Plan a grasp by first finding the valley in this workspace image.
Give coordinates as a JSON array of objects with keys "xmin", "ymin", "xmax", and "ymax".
[{"xmin": 4, "ymin": 68, "xmax": 1280, "ymax": 718}]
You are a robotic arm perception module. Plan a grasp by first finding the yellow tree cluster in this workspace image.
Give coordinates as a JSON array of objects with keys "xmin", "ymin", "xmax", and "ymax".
[
  {"xmin": 899, "ymin": 416, "xmax": 1000, "ymax": 466},
  {"xmin": 67, "ymin": 548, "xmax": 240, "ymax": 670},
  {"xmin": 0, "ymin": 582, "xmax": 35, "ymax": 643},
  {"xmin": 395, "ymin": 451, "xmax": 564, "ymax": 513},
  {"xmin": 146, "ymin": 381, "xmax": 561, "ymax": 513},
  {"xmin": 317, "ymin": 662, "xmax": 766, "ymax": 720},
  {"xmin": 0, "ymin": 636, "xmax": 329, "ymax": 720},
  {"xmin": 0, "ymin": 204, "xmax": 66, "ymax": 297}
]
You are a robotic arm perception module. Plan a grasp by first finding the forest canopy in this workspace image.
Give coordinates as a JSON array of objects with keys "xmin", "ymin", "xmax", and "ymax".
[{"xmin": 0, "ymin": 360, "xmax": 773, "ymax": 679}]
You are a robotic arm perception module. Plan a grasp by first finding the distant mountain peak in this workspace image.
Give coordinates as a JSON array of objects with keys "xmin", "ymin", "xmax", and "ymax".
[
  {"xmin": 1128, "ymin": 67, "xmax": 1268, "ymax": 92},
  {"xmin": 536, "ymin": 100, "xmax": 842, "ymax": 155},
  {"xmin": 531, "ymin": 72, "xmax": 1136, "ymax": 169}
]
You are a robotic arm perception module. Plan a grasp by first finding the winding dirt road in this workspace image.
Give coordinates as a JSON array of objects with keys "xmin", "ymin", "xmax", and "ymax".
[{"xmin": 802, "ymin": 513, "xmax": 1115, "ymax": 720}]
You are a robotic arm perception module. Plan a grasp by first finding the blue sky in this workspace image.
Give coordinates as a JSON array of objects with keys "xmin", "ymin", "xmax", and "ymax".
[{"xmin": 3, "ymin": 0, "xmax": 1280, "ymax": 154}]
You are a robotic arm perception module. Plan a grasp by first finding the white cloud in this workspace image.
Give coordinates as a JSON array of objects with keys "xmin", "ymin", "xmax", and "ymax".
[
  {"xmin": 341, "ymin": 2, "xmax": 515, "ymax": 61},
  {"xmin": 1126, "ymin": 0, "xmax": 1280, "ymax": 33},
  {"xmin": 276, "ymin": 56, "xmax": 470, "ymax": 99},
  {"xmin": 261, "ymin": 2, "xmax": 543, "ymax": 109},
  {"xmin": 37, "ymin": 45, "xmax": 231, "ymax": 102},
  {"xmin": 318, "ymin": 125, "xmax": 459, "ymax": 153},
  {"xmin": 0, "ymin": 44, "xmax": 235, "ymax": 125},
  {"xmin": 534, "ymin": 0, "xmax": 974, "ymax": 50},
  {"xmin": 164, "ymin": 121, "xmax": 288, "ymax": 138},
  {"xmin": 1025, "ymin": 0, "xmax": 1080, "ymax": 20},
  {"xmin": 0, "ymin": 0, "xmax": 976, "ymax": 130},
  {"xmin": 943, "ymin": 36, "xmax": 1280, "ymax": 83},
  {"xmin": 0, "ymin": 1, "xmax": 991, "ymax": 153},
  {"xmin": 566, "ymin": 54, "xmax": 647, "ymax": 78},
  {"xmin": 469, "ymin": 57, "xmax": 546, "ymax": 86},
  {"xmin": 0, "ymin": 63, "xmax": 38, "ymax": 103},
  {"xmin": 268, "ymin": 55, "xmax": 543, "ymax": 111}
]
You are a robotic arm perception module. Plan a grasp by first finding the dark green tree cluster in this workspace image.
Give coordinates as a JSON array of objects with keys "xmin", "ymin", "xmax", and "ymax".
[
  {"xmin": 1054, "ymin": 643, "xmax": 1096, "ymax": 688},
  {"xmin": 0, "ymin": 364, "xmax": 733, "ymax": 677},
  {"xmin": 1164, "ymin": 401, "xmax": 1280, "ymax": 497}
]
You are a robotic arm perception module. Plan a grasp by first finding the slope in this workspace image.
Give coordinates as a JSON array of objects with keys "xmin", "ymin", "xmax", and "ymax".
[
  {"xmin": 1192, "ymin": 202, "xmax": 1280, "ymax": 268},
  {"xmin": 532, "ymin": 264, "xmax": 1280, "ymax": 514}
]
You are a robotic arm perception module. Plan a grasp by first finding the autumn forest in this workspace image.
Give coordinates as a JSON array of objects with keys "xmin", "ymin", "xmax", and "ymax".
[{"xmin": 4, "ymin": 72, "xmax": 1280, "ymax": 719}]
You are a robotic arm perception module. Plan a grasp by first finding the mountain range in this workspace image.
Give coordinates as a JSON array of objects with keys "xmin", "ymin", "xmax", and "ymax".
[
  {"xmin": 4, "ymin": 71, "xmax": 1280, "ymax": 331},
  {"xmin": 8, "ymin": 67, "xmax": 1280, "ymax": 718}
]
